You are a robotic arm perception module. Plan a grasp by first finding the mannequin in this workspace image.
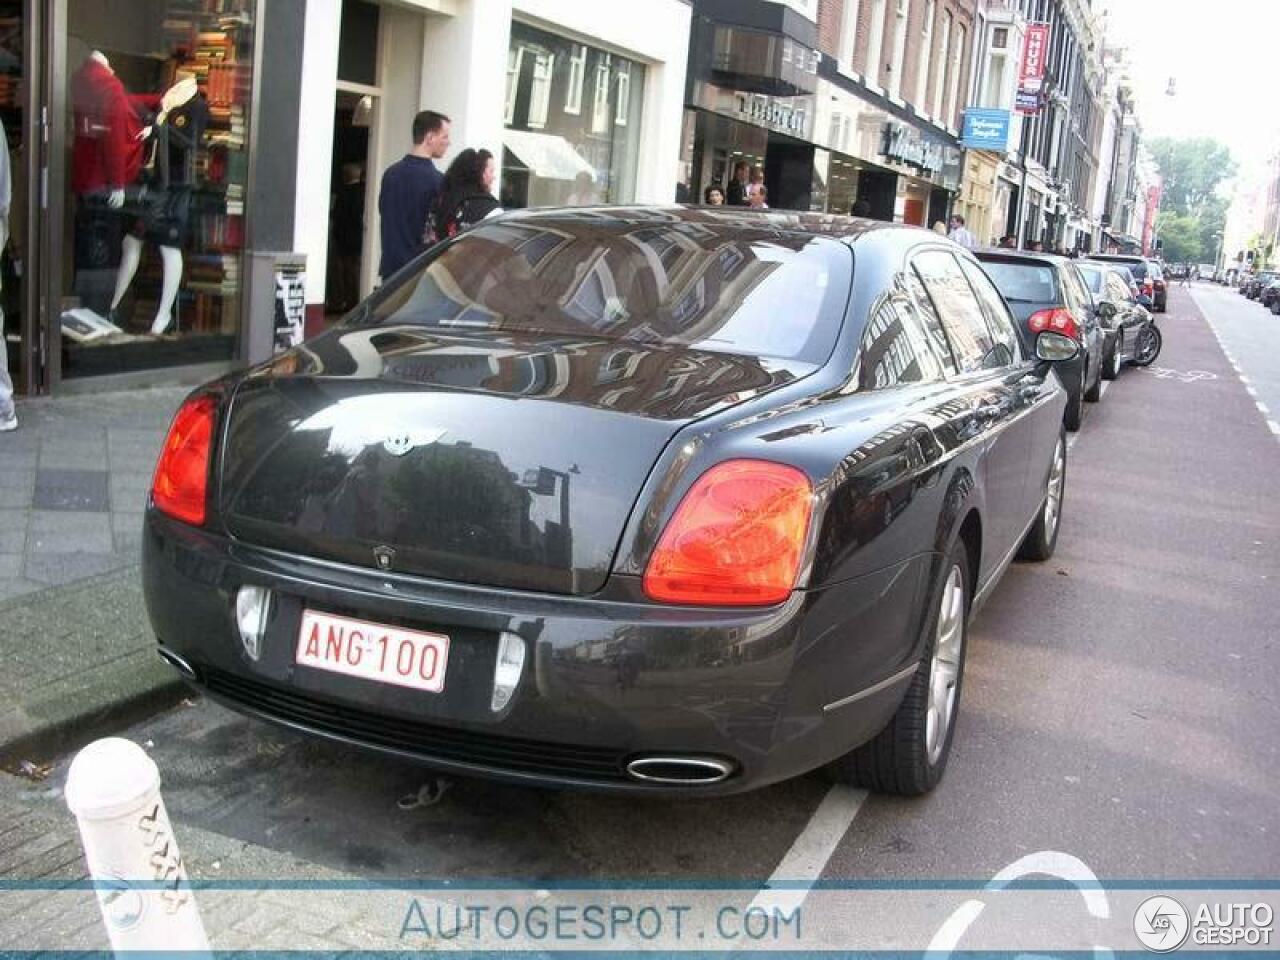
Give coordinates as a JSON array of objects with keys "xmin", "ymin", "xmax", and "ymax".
[
  {"xmin": 109, "ymin": 73, "xmax": 204, "ymax": 335},
  {"xmin": 69, "ymin": 51, "xmax": 161, "ymax": 317}
]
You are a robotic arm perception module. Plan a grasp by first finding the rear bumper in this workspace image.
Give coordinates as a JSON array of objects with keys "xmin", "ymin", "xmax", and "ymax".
[{"xmin": 141, "ymin": 512, "xmax": 927, "ymax": 794}]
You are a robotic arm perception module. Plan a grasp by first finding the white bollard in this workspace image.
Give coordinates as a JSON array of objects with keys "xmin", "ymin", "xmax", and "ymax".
[{"xmin": 65, "ymin": 737, "xmax": 211, "ymax": 955}]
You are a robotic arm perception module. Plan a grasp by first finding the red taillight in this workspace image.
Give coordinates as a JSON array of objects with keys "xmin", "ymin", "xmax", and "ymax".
[
  {"xmin": 1027, "ymin": 308, "xmax": 1080, "ymax": 341},
  {"xmin": 151, "ymin": 394, "xmax": 216, "ymax": 526},
  {"xmin": 643, "ymin": 460, "xmax": 813, "ymax": 606}
]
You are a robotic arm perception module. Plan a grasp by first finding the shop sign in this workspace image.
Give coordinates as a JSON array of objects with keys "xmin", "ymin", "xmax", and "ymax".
[
  {"xmin": 961, "ymin": 108, "xmax": 1012, "ymax": 151},
  {"xmin": 1016, "ymin": 22, "xmax": 1049, "ymax": 114},
  {"xmin": 1015, "ymin": 88, "xmax": 1041, "ymax": 114},
  {"xmin": 733, "ymin": 92, "xmax": 809, "ymax": 137},
  {"xmin": 881, "ymin": 123, "xmax": 946, "ymax": 178}
]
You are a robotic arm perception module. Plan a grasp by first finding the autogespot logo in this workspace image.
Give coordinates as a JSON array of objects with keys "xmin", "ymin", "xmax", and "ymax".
[{"xmin": 1134, "ymin": 896, "xmax": 1191, "ymax": 952}]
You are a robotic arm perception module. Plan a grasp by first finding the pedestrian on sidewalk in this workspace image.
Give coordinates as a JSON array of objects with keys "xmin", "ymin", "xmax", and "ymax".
[
  {"xmin": 0, "ymin": 116, "xmax": 15, "ymax": 432},
  {"xmin": 431, "ymin": 148, "xmax": 501, "ymax": 242},
  {"xmin": 378, "ymin": 109, "xmax": 450, "ymax": 281},
  {"xmin": 726, "ymin": 162, "xmax": 749, "ymax": 206},
  {"xmin": 948, "ymin": 214, "xmax": 976, "ymax": 249}
]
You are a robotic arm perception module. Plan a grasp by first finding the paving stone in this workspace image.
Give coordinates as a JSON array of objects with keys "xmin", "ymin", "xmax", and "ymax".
[
  {"xmin": 0, "ymin": 555, "xmax": 21, "ymax": 578},
  {"xmin": 111, "ymin": 512, "xmax": 145, "ymax": 554},
  {"xmin": 27, "ymin": 512, "xmax": 113, "ymax": 555},
  {"xmin": 108, "ymin": 473, "xmax": 153, "ymax": 513},
  {"xmin": 36, "ymin": 429, "xmax": 107, "ymax": 471},
  {"xmin": 0, "ymin": 509, "xmax": 26, "ymax": 532},
  {"xmin": 0, "ymin": 578, "xmax": 41, "ymax": 602},
  {"xmin": 22, "ymin": 552, "xmax": 130, "ymax": 585},
  {"xmin": 0, "ymin": 471, "xmax": 35, "ymax": 509},
  {"xmin": 32, "ymin": 470, "xmax": 109, "ymax": 513},
  {"xmin": 0, "ymin": 526, "xmax": 26, "ymax": 553}
]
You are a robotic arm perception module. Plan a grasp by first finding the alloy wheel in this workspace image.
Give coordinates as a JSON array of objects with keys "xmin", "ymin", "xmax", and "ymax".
[
  {"xmin": 926, "ymin": 565, "xmax": 966, "ymax": 766},
  {"xmin": 1045, "ymin": 438, "xmax": 1065, "ymax": 539}
]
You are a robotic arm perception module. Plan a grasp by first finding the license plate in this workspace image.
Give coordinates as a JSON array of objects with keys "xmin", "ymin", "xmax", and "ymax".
[{"xmin": 296, "ymin": 610, "xmax": 450, "ymax": 694}]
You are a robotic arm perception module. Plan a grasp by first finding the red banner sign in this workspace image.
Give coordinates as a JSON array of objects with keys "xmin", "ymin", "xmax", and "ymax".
[{"xmin": 1019, "ymin": 23, "xmax": 1050, "ymax": 90}]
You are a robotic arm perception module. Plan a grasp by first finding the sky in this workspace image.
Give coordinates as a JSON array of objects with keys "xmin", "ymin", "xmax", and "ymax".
[{"xmin": 1097, "ymin": 0, "xmax": 1280, "ymax": 174}]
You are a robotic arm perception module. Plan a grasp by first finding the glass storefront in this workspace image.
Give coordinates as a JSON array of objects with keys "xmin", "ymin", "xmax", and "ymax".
[
  {"xmin": 501, "ymin": 21, "xmax": 646, "ymax": 209},
  {"xmin": 61, "ymin": 1, "xmax": 256, "ymax": 379}
]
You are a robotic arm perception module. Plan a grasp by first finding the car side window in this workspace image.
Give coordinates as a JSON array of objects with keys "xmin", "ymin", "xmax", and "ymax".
[
  {"xmin": 912, "ymin": 250, "xmax": 1002, "ymax": 374},
  {"xmin": 1105, "ymin": 272, "xmax": 1131, "ymax": 302},
  {"xmin": 956, "ymin": 257, "xmax": 1024, "ymax": 366},
  {"xmin": 1061, "ymin": 265, "xmax": 1092, "ymax": 311},
  {"xmin": 857, "ymin": 286, "xmax": 948, "ymax": 390},
  {"xmin": 901, "ymin": 268, "xmax": 960, "ymax": 377}
]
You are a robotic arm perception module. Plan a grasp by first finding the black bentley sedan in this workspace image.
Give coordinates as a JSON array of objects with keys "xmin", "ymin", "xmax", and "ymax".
[{"xmin": 144, "ymin": 208, "xmax": 1075, "ymax": 796}]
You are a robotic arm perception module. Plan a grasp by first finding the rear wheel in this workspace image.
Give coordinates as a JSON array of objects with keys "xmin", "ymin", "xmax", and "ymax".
[
  {"xmin": 1102, "ymin": 338, "xmax": 1122, "ymax": 380},
  {"xmin": 1017, "ymin": 433, "xmax": 1066, "ymax": 562},
  {"xmin": 1131, "ymin": 325, "xmax": 1162, "ymax": 367},
  {"xmin": 826, "ymin": 544, "xmax": 971, "ymax": 796}
]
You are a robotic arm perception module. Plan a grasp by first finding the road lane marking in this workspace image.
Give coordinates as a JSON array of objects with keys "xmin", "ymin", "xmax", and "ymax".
[
  {"xmin": 1099, "ymin": 380, "xmax": 1110, "ymax": 398},
  {"xmin": 1270, "ymin": 421, "xmax": 1280, "ymax": 436},
  {"xmin": 1258, "ymin": 402, "xmax": 1271, "ymax": 417},
  {"xmin": 749, "ymin": 785, "xmax": 867, "ymax": 915}
]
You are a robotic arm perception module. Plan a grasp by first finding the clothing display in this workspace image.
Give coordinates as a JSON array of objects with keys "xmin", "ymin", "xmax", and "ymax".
[
  {"xmin": 130, "ymin": 92, "xmax": 209, "ymax": 248},
  {"xmin": 71, "ymin": 53, "xmax": 159, "ymax": 194}
]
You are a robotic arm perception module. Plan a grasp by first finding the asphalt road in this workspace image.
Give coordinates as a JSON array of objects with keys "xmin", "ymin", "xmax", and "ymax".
[{"xmin": 20, "ymin": 286, "xmax": 1280, "ymax": 928}]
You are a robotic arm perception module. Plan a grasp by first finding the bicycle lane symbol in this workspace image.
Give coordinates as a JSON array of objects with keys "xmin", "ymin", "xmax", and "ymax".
[{"xmin": 1148, "ymin": 368, "xmax": 1218, "ymax": 384}]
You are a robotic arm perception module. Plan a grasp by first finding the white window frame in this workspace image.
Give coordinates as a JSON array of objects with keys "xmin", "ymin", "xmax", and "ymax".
[
  {"xmin": 914, "ymin": 0, "xmax": 934, "ymax": 113},
  {"xmin": 946, "ymin": 24, "xmax": 965, "ymax": 127},
  {"xmin": 528, "ymin": 51, "xmax": 554, "ymax": 129},
  {"xmin": 888, "ymin": 0, "xmax": 910, "ymax": 102},
  {"xmin": 504, "ymin": 46, "xmax": 525, "ymax": 125},
  {"xmin": 838, "ymin": 0, "xmax": 862, "ymax": 74},
  {"xmin": 932, "ymin": 9, "xmax": 951, "ymax": 118},
  {"xmin": 615, "ymin": 61, "xmax": 631, "ymax": 126},
  {"xmin": 592, "ymin": 54, "xmax": 612, "ymax": 134},
  {"xmin": 865, "ymin": 0, "xmax": 887, "ymax": 88},
  {"xmin": 565, "ymin": 44, "xmax": 587, "ymax": 115}
]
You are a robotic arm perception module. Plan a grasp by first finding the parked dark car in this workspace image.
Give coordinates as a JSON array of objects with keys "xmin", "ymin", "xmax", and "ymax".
[
  {"xmin": 1244, "ymin": 271, "xmax": 1279, "ymax": 299},
  {"xmin": 1091, "ymin": 254, "xmax": 1167, "ymax": 311},
  {"xmin": 975, "ymin": 250, "xmax": 1104, "ymax": 430},
  {"xmin": 1260, "ymin": 279, "xmax": 1280, "ymax": 309},
  {"xmin": 1076, "ymin": 260, "xmax": 1154, "ymax": 378},
  {"xmin": 142, "ymin": 209, "xmax": 1076, "ymax": 797}
]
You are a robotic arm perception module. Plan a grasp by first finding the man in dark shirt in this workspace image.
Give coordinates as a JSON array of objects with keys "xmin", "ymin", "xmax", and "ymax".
[{"xmin": 378, "ymin": 110, "xmax": 451, "ymax": 280}]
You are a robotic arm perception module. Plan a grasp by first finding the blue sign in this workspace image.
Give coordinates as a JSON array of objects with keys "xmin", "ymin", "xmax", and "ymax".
[{"xmin": 961, "ymin": 108, "xmax": 1012, "ymax": 151}]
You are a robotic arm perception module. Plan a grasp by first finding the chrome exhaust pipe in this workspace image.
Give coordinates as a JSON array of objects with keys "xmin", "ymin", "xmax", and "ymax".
[
  {"xmin": 625, "ymin": 756, "xmax": 735, "ymax": 785},
  {"xmin": 157, "ymin": 647, "xmax": 199, "ymax": 681}
]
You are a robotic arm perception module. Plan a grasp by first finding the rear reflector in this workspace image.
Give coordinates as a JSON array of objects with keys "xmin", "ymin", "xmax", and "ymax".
[
  {"xmin": 152, "ymin": 394, "xmax": 216, "ymax": 526},
  {"xmin": 643, "ymin": 460, "xmax": 813, "ymax": 606},
  {"xmin": 1027, "ymin": 307, "xmax": 1080, "ymax": 342}
]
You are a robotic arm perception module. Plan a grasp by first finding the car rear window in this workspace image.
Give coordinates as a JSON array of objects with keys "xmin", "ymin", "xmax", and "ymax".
[
  {"xmin": 353, "ymin": 218, "xmax": 853, "ymax": 365},
  {"xmin": 976, "ymin": 259, "xmax": 1061, "ymax": 305},
  {"xmin": 1076, "ymin": 264, "xmax": 1105, "ymax": 293}
]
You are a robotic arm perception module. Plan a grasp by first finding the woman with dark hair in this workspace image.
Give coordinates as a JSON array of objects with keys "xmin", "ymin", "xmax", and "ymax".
[{"xmin": 431, "ymin": 147, "xmax": 501, "ymax": 242}]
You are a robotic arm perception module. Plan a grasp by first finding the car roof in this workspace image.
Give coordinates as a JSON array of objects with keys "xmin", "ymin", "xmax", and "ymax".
[{"xmin": 974, "ymin": 249, "xmax": 1074, "ymax": 267}]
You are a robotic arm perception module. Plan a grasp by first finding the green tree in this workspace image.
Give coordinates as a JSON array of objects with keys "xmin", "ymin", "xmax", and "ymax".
[
  {"xmin": 1156, "ymin": 212, "xmax": 1203, "ymax": 264},
  {"xmin": 1149, "ymin": 137, "xmax": 1237, "ymax": 218}
]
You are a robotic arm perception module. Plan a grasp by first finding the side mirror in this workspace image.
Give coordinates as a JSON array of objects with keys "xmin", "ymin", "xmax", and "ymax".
[
  {"xmin": 1035, "ymin": 331, "xmax": 1080, "ymax": 363},
  {"xmin": 1097, "ymin": 301, "xmax": 1117, "ymax": 321}
]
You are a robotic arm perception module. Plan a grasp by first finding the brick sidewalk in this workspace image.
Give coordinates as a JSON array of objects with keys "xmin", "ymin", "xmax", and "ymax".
[{"xmin": 0, "ymin": 387, "xmax": 190, "ymax": 760}]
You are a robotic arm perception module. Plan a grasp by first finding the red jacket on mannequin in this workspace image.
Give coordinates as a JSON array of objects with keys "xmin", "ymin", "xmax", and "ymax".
[{"xmin": 71, "ymin": 55, "xmax": 161, "ymax": 195}]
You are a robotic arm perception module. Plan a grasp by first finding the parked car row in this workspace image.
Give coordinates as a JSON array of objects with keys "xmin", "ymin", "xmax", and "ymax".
[
  {"xmin": 142, "ymin": 208, "xmax": 1151, "ymax": 805},
  {"xmin": 1240, "ymin": 270, "xmax": 1280, "ymax": 311},
  {"xmin": 974, "ymin": 249, "xmax": 1160, "ymax": 431}
]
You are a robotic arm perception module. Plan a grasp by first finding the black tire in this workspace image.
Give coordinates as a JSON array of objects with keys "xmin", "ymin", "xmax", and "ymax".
[
  {"xmin": 1063, "ymin": 374, "xmax": 1085, "ymax": 431},
  {"xmin": 1131, "ymin": 325, "xmax": 1162, "ymax": 367},
  {"xmin": 1083, "ymin": 357, "xmax": 1102, "ymax": 402},
  {"xmin": 1101, "ymin": 338, "xmax": 1122, "ymax": 380},
  {"xmin": 825, "ymin": 543, "xmax": 972, "ymax": 796},
  {"xmin": 1017, "ymin": 432, "xmax": 1066, "ymax": 563}
]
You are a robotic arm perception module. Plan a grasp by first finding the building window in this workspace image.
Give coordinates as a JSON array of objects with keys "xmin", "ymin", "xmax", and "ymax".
[
  {"xmin": 838, "ymin": 0, "xmax": 862, "ymax": 73},
  {"xmin": 983, "ymin": 48, "xmax": 1006, "ymax": 109},
  {"xmin": 932, "ymin": 10, "xmax": 951, "ymax": 117},
  {"xmin": 914, "ymin": 0, "xmax": 934, "ymax": 112},
  {"xmin": 565, "ymin": 44, "xmax": 587, "ymax": 115},
  {"xmin": 946, "ymin": 24, "xmax": 966, "ymax": 126},
  {"xmin": 592, "ymin": 54, "xmax": 612, "ymax": 134},
  {"xmin": 503, "ymin": 22, "xmax": 646, "ymax": 209},
  {"xmin": 529, "ymin": 51, "xmax": 555, "ymax": 129},
  {"xmin": 865, "ymin": 0, "xmax": 887, "ymax": 85},
  {"xmin": 615, "ymin": 62, "xmax": 631, "ymax": 126},
  {"xmin": 888, "ymin": 0, "xmax": 910, "ymax": 101}
]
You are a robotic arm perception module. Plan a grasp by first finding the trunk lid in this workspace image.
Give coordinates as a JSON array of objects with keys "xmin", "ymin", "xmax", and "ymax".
[{"xmin": 218, "ymin": 327, "xmax": 809, "ymax": 595}]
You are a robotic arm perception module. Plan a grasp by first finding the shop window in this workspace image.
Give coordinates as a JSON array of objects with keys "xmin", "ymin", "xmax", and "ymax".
[
  {"xmin": 61, "ymin": 0, "xmax": 258, "ymax": 379},
  {"xmin": 502, "ymin": 23, "xmax": 645, "ymax": 209},
  {"xmin": 565, "ymin": 45, "xmax": 587, "ymax": 115}
]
